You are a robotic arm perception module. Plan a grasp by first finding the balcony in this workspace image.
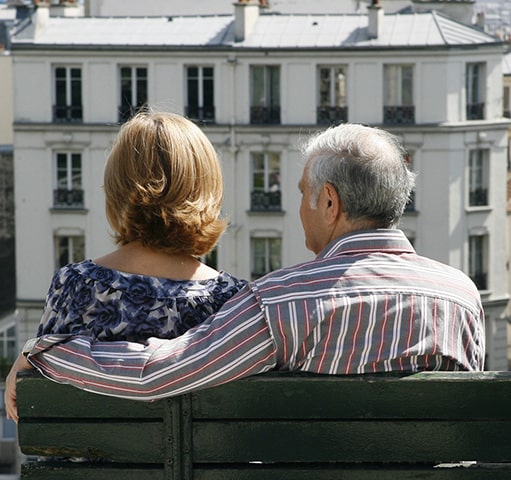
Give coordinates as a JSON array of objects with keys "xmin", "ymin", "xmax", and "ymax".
[
  {"xmin": 53, "ymin": 188, "xmax": 84, "ymax": 209},
  {"xmin": 466, "ymin": 103, "xmax": 485, "ymax": 120},
  {"xmin": 250, "ymin": 190, "xmax": 281, "ymax": 212},
  {"xmin": 317, "ymin": 106, "xmax": 348, "ymax": 125},
  {"xmin": 185, "ymin": 105, "xmax": 215, "ymax": 124},
  {"xmin": 53, "ymin": 105, "xmax": 83, "ymax": 123},
  {"xmin": 250, "ymin": 106, "xmax": 281, "ymax": 125},
  {"xmin": 383, "ymin": 105, "xmax": 415, "ymax": 125},
  {"xmin": 469, "ymin": 188, "xmax": 488, "ymax": 207}
]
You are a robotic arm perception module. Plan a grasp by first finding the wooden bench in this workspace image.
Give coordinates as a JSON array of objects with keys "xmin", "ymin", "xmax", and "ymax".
[{"xmin": 16, "ymin": 370, "xmax": 511, "ymax": 479}]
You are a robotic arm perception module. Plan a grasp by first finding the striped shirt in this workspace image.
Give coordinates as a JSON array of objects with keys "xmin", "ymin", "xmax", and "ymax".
[{"xmin": 27, "ymin": 229, "xmax": 485, "ymax": 401}]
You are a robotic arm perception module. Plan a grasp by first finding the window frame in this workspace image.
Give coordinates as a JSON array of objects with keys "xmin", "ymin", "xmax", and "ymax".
[
  {"xmin": 383, "ymin": 64, "xmax": 415, "ymax": 124},
  {"xmin": 250, "ymin": 151, "xmax": 281, "ymax": 212},
  {"xmin": 468, "ymin": 233, "xmax": 488, "ymax": 291},
  {"xmin": 466, "ymin": 62, "xmax": 486, "ymax": 120},
  {"xmin": 53, "ymin": 151, "xmax": 84, "ymax": 209},
  {"xmin": 468, "ymin": 148, "xmax": 489, "ymax": 208},
  {"xmin": 185, "ymin": 65, "xmax": 215, "ymax": 123},
  {"xmin": 54, "ymin": 234, "xmax": 85, "ymax": 270},
  {"xmin": 317, "ymin": 65, "xmax": 348, "ymax": 125},
  {"xmin": 119, "ymin": 65, "xmax": 148, "ymax": 122},
  {"xmin": 250, "ymin": 236, "xmax": 282, "ymax": 280},
  {"xmin": 250, "ymin": 65, "xmax": 281, "ymax": 124},
  {"xmin": 53, "ymin": 65, "xmax": 83, "ymax": 123}
]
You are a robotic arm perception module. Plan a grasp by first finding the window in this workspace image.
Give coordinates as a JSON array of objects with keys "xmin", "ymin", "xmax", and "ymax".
[
  {"xmin": 53, "ymin": 152, "xmax": 83, "ymax": 208},
  {"xmin": 466, "ymin": 62, "xmax": 485, "ymax": 120},
  {"xmin": 55, "ymin": 235, "xmax": 85, "ymax": 269},
  {"xmin": 317, "ymin": 66, "xmax": 348, "ymax": 125},
  {"xmin": 251, "ymin": 237, "xmax": 281, "ymax": 280},
  {"xmin": 250, "ymin": 152, "xmax": 281, "ymax": 211},
  {"xmin": 186, "ymin": 66, "xmax": 215, "ymax": 123},
  {"xmin": 54, "ymin": 66, "xmax": 82, "ymax": 122},
  {"xmin": 119, "ymin": 66, "xmax": 148, "ymax": 122},
  {"xmin": 250, "ymin": 65, "xmax": 280, "ymax": 124},
  {"xmin": 468, "ymin": 149, "xmax": 489, "ymax": 207},
  {"xmin": 503, "ymin": 85, "xmax": 510, "ymax": 118},
  {"xmin": 383, "ymin": 64, "xmax": 414, "ymax": 124},
  {"xmin": 469, "ymin": 234, "xmax": 488, "ymax": 290}
]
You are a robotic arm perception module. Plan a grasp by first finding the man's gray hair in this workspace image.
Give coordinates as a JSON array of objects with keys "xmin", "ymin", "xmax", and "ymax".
[{"xmin": 302, "ymin": 123, "xmax": 416, "ymax": 228}]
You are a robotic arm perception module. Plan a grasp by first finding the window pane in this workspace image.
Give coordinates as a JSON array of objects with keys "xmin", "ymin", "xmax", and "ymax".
[
  {"xmin": 251, "ymin": 66, "xmax": 265, "ymax": 106},
  {"xmin": 72, "ymin": 236, "xmax": 85, "ymax": 263},
  {"xmin": 319, "ymin": 68, "xmax": 331, "ymax": 106},
  {"xmin": 268, "ymin": 66, "xmax": 280, "ymax": 107},
  {"xmin": 121, "ymin": 67, "xmax": 133, "ymax": 106},
  {"xmin": 71, "ymin": 153, "xmax": 82, "ymax": 189},
  {"xmin": 334, "ymin": 68, "xmax": 347, "ymax": 106},
  {"xmin": 56, "ymin": 153, "xmax": 68, "ymax": 189},
  {"xmin": 70, "ymin": 68, "xmax": 82, "ymax": 106},
  {"xmin": 269, "ymin": 238, "xmax": 282, "ymax": 271},
  {"xmin": 57, "ymin": 237, "xmax": 70, "ymax": 268},
  {"xmin": 55, "ymin": 67, "xmax": 67, "ymax": 106},
  {"xmin": 252, "ymin": 238, "xmax": 266, "ymax": 275},
  {"xmin": 188, "ymin": 77, "xmax": 199, "ymax": 106},
  {"xmin": 401, "ymin": 66, "xmax": 413, "ymax": 105},
  {"xmin": 268, "ymin": 153, "xmax": 281, "ymax": 191},
  {"xmin": 136, "ymin": 68, "xmax": 147, "ymax": 106},
  {"xmin": 252, "ymin": 153, "xmax": 265, "ymax": 190},
  {"xmin": 203, "ymin": 76, "xmax": 214, "ymax": 107},
  {"xmin": 384, "ymin": 65, "xmax": 398, "ymax": 105}
]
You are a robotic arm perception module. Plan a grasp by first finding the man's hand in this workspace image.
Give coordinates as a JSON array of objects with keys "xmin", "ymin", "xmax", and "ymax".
[{"xmin": 5, "ymin": 353, "xmax": 34, "ymax": 424}]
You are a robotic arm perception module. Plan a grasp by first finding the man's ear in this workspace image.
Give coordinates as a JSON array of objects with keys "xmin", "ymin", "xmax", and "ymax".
[{"xmin": 323, "ymin": 183, "xmax": 342, "ymax": 223}]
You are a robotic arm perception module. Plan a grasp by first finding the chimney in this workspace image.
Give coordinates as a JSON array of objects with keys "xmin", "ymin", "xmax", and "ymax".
[
  {"xmin": 33, "ymin": 1, "xmax": 50, "ymax": 35},
  {"xmin": 367, "ymin": 0, "xmax": 383, "ymax": 40},
  {"xmin": 234, "ymin": 0, "xmax": 261, "ymax": 42}
]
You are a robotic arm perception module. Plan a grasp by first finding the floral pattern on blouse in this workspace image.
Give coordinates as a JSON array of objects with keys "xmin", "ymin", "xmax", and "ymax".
[{"xmin": 37, "ymin": 260, "xmax": 247, "ymax": 343}]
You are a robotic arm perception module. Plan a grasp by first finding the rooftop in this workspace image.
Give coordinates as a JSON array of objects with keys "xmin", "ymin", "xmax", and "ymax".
[{"xmin": 11, "ymin": 10, "xmax": 500, "ymax": 49}]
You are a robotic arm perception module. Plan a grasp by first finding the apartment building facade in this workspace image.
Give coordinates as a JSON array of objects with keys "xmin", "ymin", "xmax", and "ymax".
[{"xmin": 9, "ymin": 0, "xmax": 511, "ymax": 369}]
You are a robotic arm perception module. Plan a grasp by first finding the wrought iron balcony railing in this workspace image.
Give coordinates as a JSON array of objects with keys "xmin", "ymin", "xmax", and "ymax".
[
  {"xmin": 317, "ymin": 106, "xmax": 348, "ymax": 125},
  {"xmin": 53, "ymin": 188, "xmax": 84, "ymax": 208},
  {"xmin": 250, "ymin": 106, "xmax": 281, "ymax": 125},
  {"xmin": 53, "ymin": 105, "xmax": 83, "ymax": 123},
  {"xmin": 250, "ymin": 190, "xmax": 281, "ymax": 211},
  {"xmin": 383, "ymin": 105, "xmax": 415, "ymax": 125}
]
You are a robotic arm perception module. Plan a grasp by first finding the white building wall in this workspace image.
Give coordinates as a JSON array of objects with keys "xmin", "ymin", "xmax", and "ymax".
[{"xmin": 10, "ymin": 19, "xmax": 511, "ymax": 368}]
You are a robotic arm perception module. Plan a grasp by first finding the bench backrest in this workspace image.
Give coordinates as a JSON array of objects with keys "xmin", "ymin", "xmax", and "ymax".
[{"xmin": 16, "ymin": 370, "xmax": 511, "ymax": 479}]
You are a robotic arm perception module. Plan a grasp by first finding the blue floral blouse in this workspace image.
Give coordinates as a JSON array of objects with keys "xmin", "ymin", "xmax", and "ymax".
[{"xmin": 37, "ymin": 260, "xmax": 247, "ymax": 343}]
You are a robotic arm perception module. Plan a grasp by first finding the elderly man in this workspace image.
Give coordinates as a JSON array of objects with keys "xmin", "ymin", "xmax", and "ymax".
[{"xmin": 6, "ymin": 123, "xmax": 484, "ymax": 420}]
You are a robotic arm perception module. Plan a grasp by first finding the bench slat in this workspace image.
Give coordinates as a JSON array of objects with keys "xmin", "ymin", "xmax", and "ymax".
[
  {"xmin": 191, "ymin": 372, "xmax": 511, "ymax": 420},
  {"xmin": 16, "ymin": 375, "xmax": 163, "ymax": 418},
  {"xmin": 19, "ymin": 422, "xmax": 165, "ymax": 462},
  {"xmin": 191, "ymin": 420, "xmax": 511, "ymax": 463},
  {"xmin": 21, "ymin": 464, "xmax": 165, "ymax": 480},
  {"xmin": 192, "ymin": 465, "xmax": 511, "ymax": 480}
]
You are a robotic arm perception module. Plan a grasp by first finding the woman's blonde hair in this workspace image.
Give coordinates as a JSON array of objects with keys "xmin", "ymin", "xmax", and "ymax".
[{"xmin": 104, "ymin": 111, "xmax": 227, "ymax": 256}]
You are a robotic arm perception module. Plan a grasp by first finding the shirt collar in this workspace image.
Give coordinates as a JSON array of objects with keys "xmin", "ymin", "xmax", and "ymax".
[{"xmin": 317, "ymin": 229, "xmax": 416, "ymax": 260}]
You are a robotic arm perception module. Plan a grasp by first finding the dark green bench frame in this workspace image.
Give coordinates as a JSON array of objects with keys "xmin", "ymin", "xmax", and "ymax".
[{"xmin": 16, "ymin": 370, "xmax": 511, "ymax": 479}]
